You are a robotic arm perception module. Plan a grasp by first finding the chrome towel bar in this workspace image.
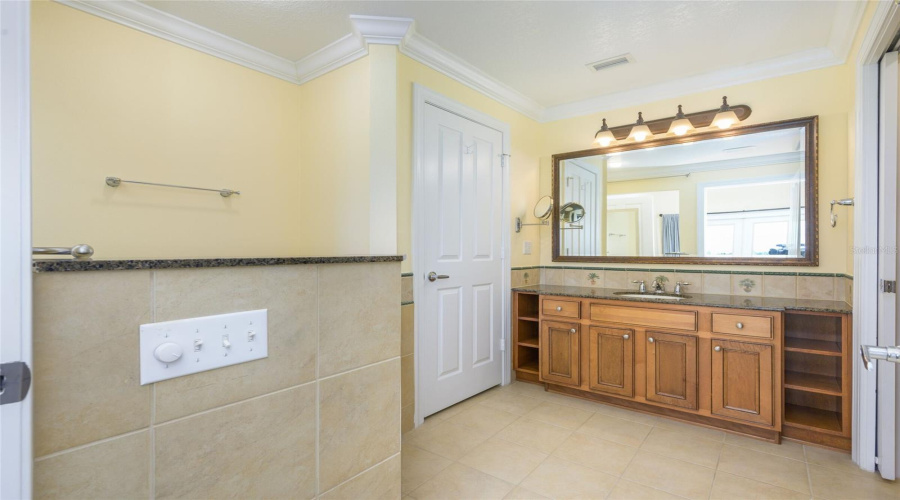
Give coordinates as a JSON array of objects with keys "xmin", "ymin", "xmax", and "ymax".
[
  {"xmin": 33, "ymin": 244, "xmax": 94, "ymax": 260},
  {"xmin": 105, "ymin": 177, "xmax": 240, "ymax": 197}
]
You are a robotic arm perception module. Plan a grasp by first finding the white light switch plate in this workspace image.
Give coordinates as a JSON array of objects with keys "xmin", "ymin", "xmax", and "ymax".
[
  {"xmin": 523, "ymin": 241, "xmax": 533, "ymax": 255},
  {"xmin": 139, "ymin": 309, "xmax": 267, "ymax": 385}
]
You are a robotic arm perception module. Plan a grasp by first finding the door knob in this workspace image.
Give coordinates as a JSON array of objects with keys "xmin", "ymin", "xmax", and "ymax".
[
  {"xmin": 714, "ymin": 346, "xmax": 722, "ymax": 352},
  {"xmin": 623, "ymin": 334, "xmax": 630, "ymax": 340},
  {"xmin": 427, "ymin": 272, "xmax": 450, "ymax": 282},
  {"xmin": 569, "ymin": 328, "xmax": 576, "ymax": 333},
  {"xmin": 648, "ymin": 337, "xmax": 655, "ymax": 343}
]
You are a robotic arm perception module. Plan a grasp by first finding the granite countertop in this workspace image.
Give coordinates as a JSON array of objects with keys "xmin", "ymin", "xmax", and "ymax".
[
  {"xmin": 512, "ymin": 284, "xmax": 852, "ymax": 314},
  {"xmin": 33, "ymin": 255, "xmax": 404, "ymax": 273}
]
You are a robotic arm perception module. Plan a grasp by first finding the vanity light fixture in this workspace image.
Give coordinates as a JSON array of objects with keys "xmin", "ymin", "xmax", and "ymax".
[
  {"xmin": 712, "ymin": 96, "xmax": 739, "ymax": 129},
  {"xmin": 593, "ymin": 118, "xmax": 616, "ymax": 147},
  {"xmin": 668, "ymin": 105, "xmax": 694, "ymax": 136},
  {"xmin": 628, "ymin": 112, "xmax": 652, "ymax": 142}
]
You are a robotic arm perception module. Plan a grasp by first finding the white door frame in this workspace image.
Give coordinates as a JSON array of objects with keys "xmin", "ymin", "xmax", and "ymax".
[
  {"xmin": 0, "ymin": 0, "xmax": 34, "ymax": 497},
  {"xmin": 853, "ymin": 0, "xmax": 900, "ymax": 472},
  {"xmin": 412, "ymin": 84, "xmax": 511, "ymax": 427}
]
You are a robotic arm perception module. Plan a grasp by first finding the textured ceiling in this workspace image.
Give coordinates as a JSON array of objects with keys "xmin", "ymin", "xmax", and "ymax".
[{"xmin": 143, "ymin": 0, "xmax": 844, "ymax": 108}]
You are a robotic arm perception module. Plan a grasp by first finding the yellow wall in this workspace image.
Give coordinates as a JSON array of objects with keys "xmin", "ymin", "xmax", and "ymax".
[
  {"xmin": 32, "ymin": 2, "xmax": 302, "ymax": 259},
  {"xmin": 297, "ymin": 57, "xmax": 372, "ymax": 256},
  {"xmin": 396, "ymin": 54, "xmax": 543, "ymax": 272}
]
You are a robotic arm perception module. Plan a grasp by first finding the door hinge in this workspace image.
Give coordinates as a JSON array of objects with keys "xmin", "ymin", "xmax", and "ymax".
[
  {"xmin": 0, "ymin": 361, "xmax": 32, "ymax": 405},
  {"xmin": 881, "ymin": 279, "xmax": 896, "ymax": 293},
  {"xmin": 500, "ymin": 338, "xmax": 506, "ymax": 352}
]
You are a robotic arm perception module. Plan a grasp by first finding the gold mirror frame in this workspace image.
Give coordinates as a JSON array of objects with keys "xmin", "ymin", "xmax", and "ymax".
[{"xmin": 551, "ymin": 116, "xmax": 819, "ymax": 266}]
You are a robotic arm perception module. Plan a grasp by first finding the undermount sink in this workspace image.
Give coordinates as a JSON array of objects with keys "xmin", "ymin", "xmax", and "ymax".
[{"xmin": 613, "ymin": 292, "xmax": 691, "ymax": 301}]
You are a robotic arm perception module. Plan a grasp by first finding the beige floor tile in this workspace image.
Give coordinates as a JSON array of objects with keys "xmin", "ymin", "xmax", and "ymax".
[
  {"xmin": 446, "ymin": 404, "xmax": 519, "ymax": 435},
  {"xmin": 652, "ymin": 417, "xmax": 726, "ymax": 442},
  {"xmin": 428, "ymin": 393, "xmax": 486, "ymax": 421},
  {"xmin": 404, "ymin": 420, "xmax": 494, "ymax": 460},
  {"xmin": 155, "ymin": 385, "xmax": 316, "ymax": 499},
  {"xmin": 520, "ymin": 456, "xmax": 618, "ymax": 500},
  {"xmin": 319, "ymin": 359, "xmax": 402, "ymax": 492},
  {"xmin": 808, "ymin": 464, "xmax": 900, "ymax": 500},
  {"xmin": 577, "ymin": 413, "xmax": 653, "ymax": 448},
  {"xmin": 591, "ymin": 402, "xmax": 660, "ymax": 425},
  {"xmin": 321, "ymin": 454, "xmax": 401, "ymax": 500},
  {"xmin": 552, "ymin": 433, "xmax": 637, "ymax": 477},
  {"xmin": 622, "ymin": 451, "xmax": 715, "ymax": 500},
  {"xmin": 495, "ymin": 418, "xmax": 573, "ymax": 454},
  {"xmin": 401, "ymin": 444, "xmax": 453, "ymax": 494},
  {"xmin": 459, "ymin": 438, "xmax": 549, "ymax": 484},
  {"xmin": 724, "ymin": 434, "xmax": 806, "ymax": 462},
  {"xmin": 34, "ymin": 431, "xmax": 149, "ymax": 500},
  {"xmin": 717, "ymin": 445, "xmax": 810, "ymax": 495},
  {"xmin": 524, "ymin": 402, "xmax": 593, "ymax": 430},
  {"xmin": 409, "ymin": 463, "xmax": 514, "ymax": 500},
  {"xmin": 710, "ymin": 471, "xmax": 809, "ymax": 500},
  {"xmin": 640, "ymin": 427, "xmax": 723, "ymax": 468},
  {"xmin": 504, "ymin": 382, "xmax": 550, "ymax": 400},
  {"xmin": 804, "ymin": 445, "xmax": 871, "ymax": 477},
  {"xmin": 540, "ymin": 391, "xmax": 607, "ymax": 413},
  {"xmin": 480, "ymin": 392, "xmax": 543, "ymax": 416},
  {"xmin": 503, "ymin": 485, "xmax": 550, "ymax": 500},
  {"xmin": 606, "ymin": 479, "xmax": 685, "ymax": 500}
]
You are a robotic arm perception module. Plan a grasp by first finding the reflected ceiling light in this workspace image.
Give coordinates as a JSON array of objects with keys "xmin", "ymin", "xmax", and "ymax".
[
  {"xmin": 628, "ymin": 112, "xmax": 652, "ymax": 141},
  {"xmin": 712, "ymin": 96, "xmax": 739, "ymax": 129},
  {"xmin": 668, "ymin": 105, "xmax": 694, "ymax": 136},
  {"xmin": 593, "ymin": 118, "xmax": 616, "ymax": 147}
]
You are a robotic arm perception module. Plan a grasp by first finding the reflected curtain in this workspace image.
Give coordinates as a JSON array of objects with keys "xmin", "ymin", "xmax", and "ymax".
[{"xmin": 661, "ymin": 214, "xmax": 681, "ymax": 256}]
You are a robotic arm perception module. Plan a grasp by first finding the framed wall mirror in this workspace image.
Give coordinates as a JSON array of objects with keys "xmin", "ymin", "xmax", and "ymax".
[{"xmin": 552, "ymin": 116, "xmax": 818, "ymax": 266}]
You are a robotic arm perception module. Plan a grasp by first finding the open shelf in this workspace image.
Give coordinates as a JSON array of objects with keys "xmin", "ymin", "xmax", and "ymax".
[
  {"xmin": 517, "ymin": 293, "xmax": 540, "ymax": 320},
  {"xmin": 784, "ymin": 370, "xmax": 842, "ymax": 395},
  {"xmin": 518, "ymin": 315, "xmax": 539, "ymax": 322},
  {"xmin": 518, "ymin": 338, "xmax": 539, "ymax": 348},
  {"xmin": 784, "ymin": 337, "xmax": 842, "ymax": 356},
  {"xmin": 516, "ymin": 345, "xmax": 539, "ymax": 374},
  {"xmin": 784, "ymin": 404, "xmax": 843, "ymax": 433}
]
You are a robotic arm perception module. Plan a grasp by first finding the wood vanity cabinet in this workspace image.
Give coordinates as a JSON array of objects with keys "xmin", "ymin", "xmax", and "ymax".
[
  {"xmin": 540, "ymin": 320, "xmax": 581, "ymax": 387},
  {"xmin": 645, "ymin": 331, "xmax": 699, "ymax": 410},
  {"xmin": 515, "ymin": 290, "xmax": 854, "ymax": 449},
  {"xmin": 587, "ymin": 326, "xmax": 634, "ymax": 397}
]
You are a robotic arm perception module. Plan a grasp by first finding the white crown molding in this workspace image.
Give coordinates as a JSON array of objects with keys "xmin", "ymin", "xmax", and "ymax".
[
  {"xmin": 399, "ymin": 27, "xmax": 545, "ymax": 121},
  {"xmin": 828, "ymin": 0, "xmax": 867, "ymax": 63},
  {"xmin": 56, "ymin": 0, "xmax": 300, "ymax": 83},
  {"xmin": 294, "ymin": 33, "xmax": 367, "ymax": 84},
  {"xmin": 351, "ymin": 15, "xmax": 414, "ymax": 45},
  {"xmin": 541, "ymin": 47, "xmax": 842, "ymax": 123}
]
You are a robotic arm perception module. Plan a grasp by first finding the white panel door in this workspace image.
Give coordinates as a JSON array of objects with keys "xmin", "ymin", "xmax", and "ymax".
[
  {"xmin": 561, "ymin": 160, "xmax": 599, "ymax": 256},
  {"xmin": 0, "ymin": 1, "xmax": 33, "ymax": 497},
  {"xmin": 419, "ymin": 104, "xmax": 504, "ymax": 417}
]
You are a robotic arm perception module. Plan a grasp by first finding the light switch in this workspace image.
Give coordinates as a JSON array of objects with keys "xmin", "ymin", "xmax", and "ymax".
[
  {"xmin": 140, "ymin": 309, "xmax": 267, "ymax": 385},
  {"xmin": 523, "ymin": 241, "xmax": 533, "ymax": 255}
]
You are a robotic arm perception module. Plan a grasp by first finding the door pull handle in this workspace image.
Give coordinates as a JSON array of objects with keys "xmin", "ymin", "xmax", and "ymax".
[{"xmin": 427, "ymin": 272, "xmax": 450, "ymax": 282}]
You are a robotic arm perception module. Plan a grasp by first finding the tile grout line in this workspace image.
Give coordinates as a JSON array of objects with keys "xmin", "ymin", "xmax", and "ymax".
[
  {"xmin": 318, "ymin": 451, "xmax": 401, "ymax": 498},
  {"xmin": 34, "ymin": 427, "xmax": 150, "ymax": 462}
]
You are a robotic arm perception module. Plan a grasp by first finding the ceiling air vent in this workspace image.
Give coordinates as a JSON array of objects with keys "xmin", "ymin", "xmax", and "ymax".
[{"xmin": 587, "ymin": 53, "xmax": 634, "ymax": 73}]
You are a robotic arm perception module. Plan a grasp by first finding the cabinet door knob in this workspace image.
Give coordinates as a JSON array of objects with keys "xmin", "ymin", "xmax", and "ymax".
[
  {"xmin": 648, "ymin": 337, "xmax": 655, "ymax": 343},
  {"xmin": 736, "ymin": 322, "xmax": 744, "ymax": 329},
  {"xmin": 556, "ymin": 306, "xmax": 563, "ymax": 311},
  {"xmin": 623, "ymin": 334, "xmax": 630, "ymax": 340},
  {"xmin": 714, "ymin": 346, "xmax": 722, "ymax": 352},
  {"xmin": 569, "ymin": 328, "xmax": 577, "ymax": 333}
]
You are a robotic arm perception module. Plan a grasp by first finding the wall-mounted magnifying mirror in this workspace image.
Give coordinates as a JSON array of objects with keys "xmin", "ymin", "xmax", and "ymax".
[
  {"xmin": 516, "ymin": 196, "xmax": 554, "ymax": 232},
  {"xmin": 534, "ymin": 196, "xmax": 554, "ymax": 220},
  {"xmin": 560, "ymin": 202, "xmax": 586, "ymax": 225}
]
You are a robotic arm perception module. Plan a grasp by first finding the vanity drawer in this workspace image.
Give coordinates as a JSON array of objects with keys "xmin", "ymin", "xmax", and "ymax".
[
  {"xmin": 542, "ymin": 298, "xmax": 581, "ymax": 319},
  {"xmin": 711, "ymin": 313, "xmax": 773, "ymax": 339},
  {"xmin": 590, "ymin": 304, "xmax": 697, "ymax": 331}
]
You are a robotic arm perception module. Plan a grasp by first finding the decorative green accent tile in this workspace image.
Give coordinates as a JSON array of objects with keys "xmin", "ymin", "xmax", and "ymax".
[
  {"xmin": 400, "ymin": 272, "xmax": 413, "ymax": 277},
  {"xmin": 401, "ymin": 300, "xmax": 414, "ymax": 306},
  {"xmin": 798, "ymin": 272, "xmax": 837, "ymax": 277},
  {"xmin": 677, "ymin": 269, "xmax": 703, "ymax": 273},
  {"xmin": 738, "ymin": 278, "xmax": 757, "ymax": 293},
  {"xmin": 762, "ymin": 272, "xmax": 799, "ymax": 276},
  {"xmin": 702, "ymin": 270, "xmax": 733, "ymax": 274}
]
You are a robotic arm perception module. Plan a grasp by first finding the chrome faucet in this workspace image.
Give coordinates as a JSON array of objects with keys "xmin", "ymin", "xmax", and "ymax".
[
  {"xmin": 674, "ymin": 281, "xmax": 691, "ymax": 295},
  {"xmin": 632, "ymin": 280, "xmax": 647, "ymax": 293}
]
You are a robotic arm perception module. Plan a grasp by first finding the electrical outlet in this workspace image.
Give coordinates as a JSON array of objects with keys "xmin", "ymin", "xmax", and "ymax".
[{"xmin": 523, "ymin": 241, "xmax": 533, "ymax": 255}]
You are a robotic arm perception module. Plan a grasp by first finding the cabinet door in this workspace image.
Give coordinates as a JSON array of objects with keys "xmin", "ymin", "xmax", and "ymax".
[
  {"xmin": 588, "ymin": 326, "xmax": 634, "ymax": 397},
  {"xmin": 646, "ymin": 331, "xmax": 698, "ymax": 410},
  {"xmin": 540, "ymin": 321, "xmax": 580, "ymax": 387},
  {"xmin": 711, "ymin": 339, "xmax": 774, "ymax": 426}
]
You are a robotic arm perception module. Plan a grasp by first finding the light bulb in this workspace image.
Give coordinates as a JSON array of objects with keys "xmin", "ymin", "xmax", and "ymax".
[
  {"xmin": 628, "ymin": 112, "xmax": 652, "ymax": 142},
  {"xmin": 667, "ymin": 105, "xmax": 694, "ymax": 136},
  {"xmin": 593, "ymin": 118, "xmax": 616, "ymax": 147}
]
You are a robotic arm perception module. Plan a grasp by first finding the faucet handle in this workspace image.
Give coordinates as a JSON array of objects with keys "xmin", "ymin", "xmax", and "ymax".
[
  {"xmin": 674, "ymin": 281, "xmax": 691, "ymax": 295},
  {"xmin": 631, "ymin": 280, "xmax": 645, "ymax": 284},
  {"xmin": 632, "ymin": 280, "xmax": 646, "ymax": 293}
]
